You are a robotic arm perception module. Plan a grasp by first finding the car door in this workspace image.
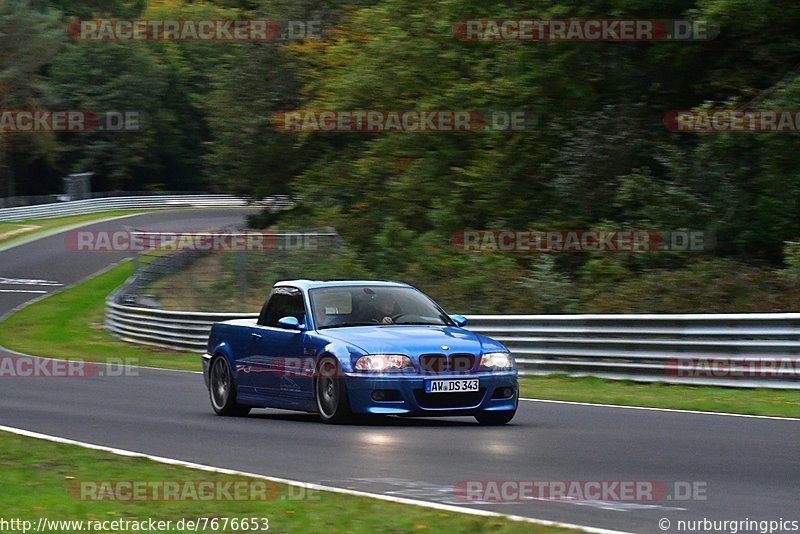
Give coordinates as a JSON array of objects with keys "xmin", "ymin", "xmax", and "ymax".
[{"xmin": 236, "ymin": 287, "xmax": 308, "ymax": 397}]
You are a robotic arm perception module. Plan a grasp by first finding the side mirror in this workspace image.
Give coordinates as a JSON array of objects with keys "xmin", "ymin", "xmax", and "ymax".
[
  {"xmin": 277, "ymin": 316, "xmax": 303, "ymax": 331},
  {"xmin": 450, "ymin": 314, "xmax": 468, "ymax": 327}
]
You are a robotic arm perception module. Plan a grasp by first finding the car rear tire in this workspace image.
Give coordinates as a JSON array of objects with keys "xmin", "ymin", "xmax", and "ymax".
[
  {"xmin": 475, "ymin": 409, "xmax": 516, "ymax": 425},
  {"xmin": 209, "ymin": 356, "xmax": 251, "ymax": 417},
  {"xmin": 315, "ymin": 357, "xmax": 354, "ymax": 424}
]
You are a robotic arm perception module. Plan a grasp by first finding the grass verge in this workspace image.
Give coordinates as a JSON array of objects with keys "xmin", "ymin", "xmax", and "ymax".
[
  {"xmin": 0, "ymin": 210, "xmax": 149, "ymax": 249},
  {"xmin": 0, "ymin": 260, "xmax": 200, "ymax": 371},
  {"xmin": 1, "ymin": 261, "xmax": 798, "ymax": 418},
  {"xmin": 0, "ymin": 430, "xmax": 564, "ymax": 534}
]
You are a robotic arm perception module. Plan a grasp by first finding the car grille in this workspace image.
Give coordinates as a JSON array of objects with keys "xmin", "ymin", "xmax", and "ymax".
[
  {"xmin": 413, "ymin": 388, "xmax": 486, "ymax": 409},
  {"xmin": 418, "ymin": 353, "xmax": 476, "ymax": 374}
]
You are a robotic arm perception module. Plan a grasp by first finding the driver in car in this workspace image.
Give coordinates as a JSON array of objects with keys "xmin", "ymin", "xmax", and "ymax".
[{"xmin": 371, "ymin": 294, "xmax": 398, "ymax": 324}]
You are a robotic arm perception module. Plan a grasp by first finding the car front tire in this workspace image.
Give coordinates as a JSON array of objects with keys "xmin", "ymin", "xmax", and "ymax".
[
  {"xmin": 209, "ymin": 355, "xmax": 251, "ymax": 417},
  {"xmin": 315, "ymin": 357, "xmax": 355, "ymax": 424}
]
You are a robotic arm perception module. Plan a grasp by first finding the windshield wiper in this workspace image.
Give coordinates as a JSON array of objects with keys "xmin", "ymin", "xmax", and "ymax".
[{"xmin": 393, "ymin": 321, "xmax": 444, "ymax": 326}]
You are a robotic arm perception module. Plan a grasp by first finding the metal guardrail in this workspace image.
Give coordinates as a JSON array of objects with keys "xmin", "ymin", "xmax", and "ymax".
[
  {"xmin": 106, "ymin": 301, "xmax": 257, "ymax": 350},
  {"xmin": 0, "ymin": 194, "xmax": 292, "ymax": 222},
  {"xmin": 0, "ymin": 191, "xmax": 211, "ymax": 209},
  {"xmin": 105, "ymin": 291, "xmax": 800, "ymax": 388},
  {"xmin": 105, "ymin": 229, "xmax": 344, "ymax": 351},
  {"xmin": 465, "ymin": 314, "xmax": 800, "ymax": 388}
]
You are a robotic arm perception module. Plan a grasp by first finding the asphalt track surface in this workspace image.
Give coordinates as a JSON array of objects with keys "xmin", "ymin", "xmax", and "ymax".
[{"xmin": 1, "ymin": 209, "xmax": 799, "ymax": 534}]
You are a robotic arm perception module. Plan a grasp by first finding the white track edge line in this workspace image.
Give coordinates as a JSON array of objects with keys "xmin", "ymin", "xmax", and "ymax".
[
  {"xmin": 0, "ymin": 424, "xmax": 630, "ymax": 534},
  {"xmin": 0, "ymin": 212, "xmax": 147, "ymax": 253},
  {"xmin": 0, "ymin": 206, "xmax": 257, "ymax": 253},
  {"xmin": 520, "ymin": 398, "xmax": 800, "ymax": 421}
]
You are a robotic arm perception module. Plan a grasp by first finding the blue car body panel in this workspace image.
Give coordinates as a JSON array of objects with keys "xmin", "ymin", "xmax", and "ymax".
[{"xmin": 203, "ymin": 280, "xmax": 518, "ymax": 417}]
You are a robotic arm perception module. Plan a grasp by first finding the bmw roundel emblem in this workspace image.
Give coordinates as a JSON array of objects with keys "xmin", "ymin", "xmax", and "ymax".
[{"xmin": 440, "ymin": 345, "xmax": 449, "ymax": 351}]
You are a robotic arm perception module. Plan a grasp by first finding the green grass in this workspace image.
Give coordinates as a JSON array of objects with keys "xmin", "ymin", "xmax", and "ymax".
[
  {"xmin": 1, "ymin": 261, "xmax": 798, "ymax": 418},
  {"xmin": 0, "ymin": 260, "xmax": 200, "ymax": 371},
  {"xmin": 519, "ymin": 375, "xmax": 800, "ymax": 418},
  {"xmin": 0, "ymin": 210, "xmax": 149, "ymax": 249},
  {"xmin": 0, "ymin": 431, "xmax": 565, "ymax": 534}
]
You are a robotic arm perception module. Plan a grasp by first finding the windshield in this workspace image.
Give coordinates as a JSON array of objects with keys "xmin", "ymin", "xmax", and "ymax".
[{"xmin": 309, "ymin": 286, "xmax": 453, "ymax": 329}]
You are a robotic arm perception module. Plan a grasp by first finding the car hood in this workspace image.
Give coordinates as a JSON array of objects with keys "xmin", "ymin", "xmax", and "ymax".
[{"xmin": 319, "ymin": 325, "xmax": 504, "ymax": 356}]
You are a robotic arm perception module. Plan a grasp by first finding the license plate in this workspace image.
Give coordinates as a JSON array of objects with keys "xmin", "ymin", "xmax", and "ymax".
[{"xmin": 425, "ymin": 378, "xmax": 479, "ymax": 394}]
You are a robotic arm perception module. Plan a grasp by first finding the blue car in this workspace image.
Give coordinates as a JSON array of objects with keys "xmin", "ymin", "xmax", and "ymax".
[{"xmin": 202, "ymin": 280, "xmax": 518, "ymax": 424}]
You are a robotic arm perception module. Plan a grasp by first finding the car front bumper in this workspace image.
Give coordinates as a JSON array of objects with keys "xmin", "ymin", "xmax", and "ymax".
[{"xmin": 343, "ymin": 371, "xmax": 518, "ymax": 417}]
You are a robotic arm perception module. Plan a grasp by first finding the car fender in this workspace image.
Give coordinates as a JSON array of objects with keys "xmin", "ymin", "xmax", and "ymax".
[
  {"xmin": 475, "ymin": 333, "xmax": 509, "ymax": 354},
  {"xmin": 209, "ymin": 341, "xmax": 235, "ymax": 365},
  {"xmin": 202, "ymin": 341, "xmax": 235, "ymax": 389},
  {"xmin": 319, "ymin": 340, "xmax": 365, "ymax": 373}
]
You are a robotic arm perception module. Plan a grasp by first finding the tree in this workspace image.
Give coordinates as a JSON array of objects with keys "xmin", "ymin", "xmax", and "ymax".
[{"xmin": 0, "ymin": 0, "xmax": 63, "ymax": 196}]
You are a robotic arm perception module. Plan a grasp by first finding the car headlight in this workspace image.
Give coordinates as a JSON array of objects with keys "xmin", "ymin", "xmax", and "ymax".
[
  {"xmin": 354, "ymin": 354, "xmax": 413, "ymax": 372},
  {"xmin": 480, "ymin": 352, "xmax": 514, "ymax": 369}
]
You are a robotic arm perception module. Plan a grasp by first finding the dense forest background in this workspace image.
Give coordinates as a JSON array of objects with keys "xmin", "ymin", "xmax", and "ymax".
[{"xmin": 3, "ymin": 0, "xmax": 800, "ymax": 312}]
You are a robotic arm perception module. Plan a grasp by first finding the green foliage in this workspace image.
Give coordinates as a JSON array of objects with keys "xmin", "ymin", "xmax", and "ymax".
[
  {"xmin": 49, "ymin": 41, "xmax": 176, "ymax": 188},
  {"xmin": 277, "ymin": 0, "xmax": 800, "ymax": 310},
  {"xmin": 583, "ymin": 258, "xmax": 800, "ymax": 313},
  {"xmin": 3, "ymin": 0, "xmax": 800, "ymax": 311},
  {"xmin": 784, "ymin": 241, "xmax": 800, "ymax": 277},
  {"xmin": 0, "ymin": 0, "xmax": 64, "ymax": 195}
]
